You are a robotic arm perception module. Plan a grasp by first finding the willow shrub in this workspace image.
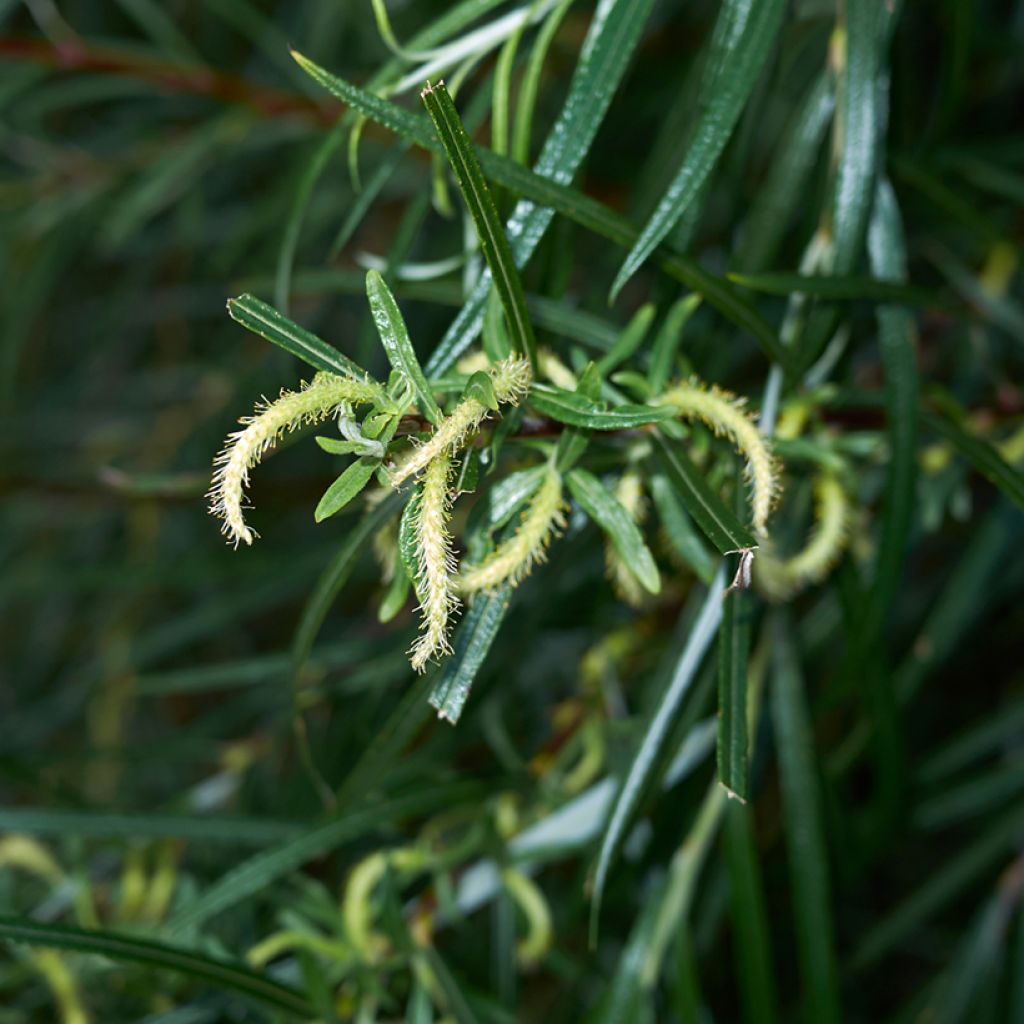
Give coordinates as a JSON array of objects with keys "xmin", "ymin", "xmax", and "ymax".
[{"xmin": 2, "ymin": 1, "xmax": 1024, "ymax": 1022}]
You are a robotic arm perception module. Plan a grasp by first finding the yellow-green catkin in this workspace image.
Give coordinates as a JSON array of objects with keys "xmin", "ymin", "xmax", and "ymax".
[
  {"xmin": 606, "ymin": 470, "xmax": 647, "ymax": 607},
  {"xmin": 388, "ymin": 355, "xmax": 531, "ymax": 488},
  {"xmin": 409, "ymin": 453, "xmax": 458, "ymax": 672},
  {"xmin": 459, "ymin": 464, "xmax": 566, "ymax": 594},
  {"xmin": 757, "ymin": 472, "xmax": 849, "ymax": 601},
  {"xmin": 656, "ymin": 379, "xmax": 781, "ymax": 537},
  {"xmin": 210, "ymin": 372, "xmax": 384, "ymax": 547},
  {"xmin": 537, "ymin": 347, "xmax": 578, "ymax": 390}
]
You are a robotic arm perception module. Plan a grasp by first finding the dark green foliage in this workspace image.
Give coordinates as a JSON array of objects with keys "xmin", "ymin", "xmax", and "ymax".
[{"xmin": 2, "ymin": 2, "xmax": 1024, "ymax": 1022}]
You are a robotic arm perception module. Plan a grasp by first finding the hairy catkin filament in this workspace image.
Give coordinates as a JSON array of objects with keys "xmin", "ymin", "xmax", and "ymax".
[
  {"xmin": 459, "ymin": 464, "xmax": 566, "ymax": 594},
  {"xmin": 209, "ymin": 372, "xmax": 385, "ymax": 547},
  {"xmin": 409, "ymin": 453, "xmax": 459, "ymax": 672},
  {"xmin": 606, "ymin": 470, "xmax": 647, "ymax": 607},
  {"xmin": 656, "ymin": 380, "xmax": 781, "ymax": 537},
  {"xmin": 756, "ymin": 472, "xmax": 849, "ymax": 601},
  {"xmin": 388, "ymin": 356, "xmax": 532, "ymax": 489}
]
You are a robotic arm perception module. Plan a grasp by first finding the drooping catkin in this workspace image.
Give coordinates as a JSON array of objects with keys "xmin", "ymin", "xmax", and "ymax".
[
  {"xmin": 605, "ymin": 470, "xmax": 647, "ymax": 607},
  {"xmin": 459, "ymin": 464, "xmax": 566, "ymax": 594},
  {"xmin": 756, "ymin": 472, "xmax": 849, "ymax": 601},
  {"xmin": 388, "ymin": 356, "xmax": 531, "ymax": 489},
  {"xmin": 409, "ymin": 453, "xmax": 459, "ymax": 672},
  {"xmin": 656, "ymin": 379, "xmax": 781, "ymax": 536},
  {"xmin": 209, "ymin": 372, "xmax": 385, "ymax": 547}
]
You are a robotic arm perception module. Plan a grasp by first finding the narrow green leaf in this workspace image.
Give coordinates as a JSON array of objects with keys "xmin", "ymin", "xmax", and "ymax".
[
  {"xmin": 596, "ymin": 303, "xmax": 656, "ymax": 375},
  {"xmin": 729, "ymin": 271, "xmax": 949, "ymax": 308},
  {"xmin": 723, "ymin": 805, "xmax": 779, "ymax": 1024},
  {"xmin": 429, "ymin": 585, "xmax": 512, "ymax": 724},
  {"xmin": 830, "ymin": 0, "xmax": 882, "ymax": 274},
  {"xmin": 567, "ymin": 468, "xmax": 660, "ymax": 595},
  {"xmin": 648, "ymin": 472, "xmax": 716, "ymax": 584},
  {"xmin": 717, "ymin": 587, "xmax": 750, "ymax": 800},
  {"xmin": 227, "ymin": 293, "xmax": 363, "ymax": 377},
  {"xmin": 770, "ymin": 613, "xmax": 841, "ymax": 1024},
  {"xmin": 589, "ymin": 568, "xmax": 725, "ymax": 936},
  {"xmin": 648, "ymin": 295, "xmax": 701, "ymax": 393},
  {"xmin": 530, "ymin": 385, "xmax": 675, "ymax": 430},
  {"xmin": 421, "ymin": 80, "xmax": 538, "ymax": 371},
  {"xmin": 860, "ymin": 179, "xmax": 919, "ymax": 647},
  {"xmin": 611, "ymin": 0, "xmax": 785, "ymax": 297},
  {"xmin": 511, "ymin": 0, "xmax": 575, "ymax": 165},
  {"xmin": 0, "ymin": 916, "xmax": 313, "ymax": 1019},
  {"xmin": 922, "ymin": 409, "xmax": 1024, "ymax": 511},
  {"xmin": 378, "ymin": 559, "xmax": 411, "ymax": 624},
  {"xmin": 314, "ymin": 459, "xmax": 378, "ymax": 523},
  {"xmin": 736, "ymin": 73, "xmax": 834, "ymax": 273},
  {"xmin": 366, "ymin": 269, "xmax": 442, "ymax": 425},
  {"xmin": 0, "ymin": 809, "xmax": 301, "ymax": 845},
  {"xmin": 652, "ymin": 433, "xmax": 756, "ymax": 554}
]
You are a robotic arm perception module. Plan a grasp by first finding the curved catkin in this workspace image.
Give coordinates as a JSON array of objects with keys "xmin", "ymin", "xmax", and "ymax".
[
  {"xmin": 757, "ymin": 472, "xmax": 849, "ymax": 601},
  {"xmin": 209, "ymin": 372, "xmax": 385, "ymax": 547},
  {"xmin": 459, "ymin": 464, "xmax": 565, "ymax": 594},
  {"xmin": 656, "ymin": 380, "xmax": 780, "ymax": 536},
  {"xmin": 409, "ymin": 453, "xmax": 458, "ymax": 672},
  {"xmin": 537, "ymin": 347, "xmax": 578, "ymax": 390},
  {"xmin": 388, "ymin": 355, "xmax": 531, "ymax": 489},
  {"xmin": 606, "ymin": 470, "xmax": 647, "ymax": 607}
]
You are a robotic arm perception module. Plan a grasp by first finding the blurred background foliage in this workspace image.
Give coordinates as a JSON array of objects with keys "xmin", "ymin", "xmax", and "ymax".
[{"xmin": 1, "ymin": 0, "xmax": 1024, "ymax": 1021}]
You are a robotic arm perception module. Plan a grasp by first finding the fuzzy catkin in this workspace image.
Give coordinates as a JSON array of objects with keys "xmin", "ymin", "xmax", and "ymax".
[
  {"xmin": 210, "ymin": 372, "xmax": 383, "ymax": 547},
  {"xmin": 388, "ymin": 356, "xmax": 531, "ymax": 489},
  {"xmin": 459, "ymin": 464, "xmax": 565, "ymax": 594},
  {"xmin": 409, "ymin": 453, "xmax": 458, "ymax": 672},
  {"xmin": 757, "ymin": 472, "xmax": 849, "ymax": 600},
  {"xmin": 656, "ymin": 380, "xmax": 780, "ymax": 537}
]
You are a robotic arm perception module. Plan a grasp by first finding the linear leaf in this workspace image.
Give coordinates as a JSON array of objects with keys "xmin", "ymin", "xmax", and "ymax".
[
  {"xmin": 313, "ymin": 459, "xmax": 379, "ymax": 523},
  {"xmin": 421, "ymin": 81, "xmax": 537, "ymax": 371},
  {"xmin": 860, "ymin": 179, "xmax": 919, "ymax": 648},
  {"xmin": 589, "ymin": 568, "xmax": 725, "ymax": 936},
  {"xmin": 648, "ymin": 295, "xmax": 701, "ymax": 394},
  {"xmin": 770, "ymin": 613, "xmax": 841, "ymax": 1024},
  {"xmin": 0, "ymin": 809, "xmax": 302, "ymax": 845},
  {"xmin": 717, "ymin": 587, "xmax": 750, "ymax": 800},
  {"xmin": 530, "ymin": 385, "xmax": 675, "ymax": 430},
  {"xmin": 429, "ymin": 585, "xmax": 512, "ymax": 724},
  {"xmin": 735, "ymin": 72, "xmax": 834, "ymax": 272},
  {"xmin": 922, "ymin": 409, "xmax": 1024, "ymax": 511},
  {"xmin": 831, "ymin": 0, "xmax": 882, "ymax": 273},
  {"xmin": 652, "ymin": 433, "xmax": 756, "ymax": 554},
  {"xmin": 729, "ymin": 271, "xmax": 949, "ymax": 308},
  {"xmin": 0, "ymin": 916, "xmax": 313, "ymax": 1019},
  {"xmin": 226, "ymin": 293, "xmax": 363, "ymax": 377},
  {"xmin": 723, "ymin": 805, "xmax": 779, "ymax": 1024},
  {"xmin": 366, "ymin": 269, "xmax": 441, "ymax": 424},
  {"xmin": 567, "ymin": 468, "xmax": 661, "ymax": 594},
  {"xmin": 611, "ymin": 0, "xmax": 785, "ymax": 297},
  {"xmin": 596, "ymin": 303, "xmax": 656, "ymax": 375}
]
